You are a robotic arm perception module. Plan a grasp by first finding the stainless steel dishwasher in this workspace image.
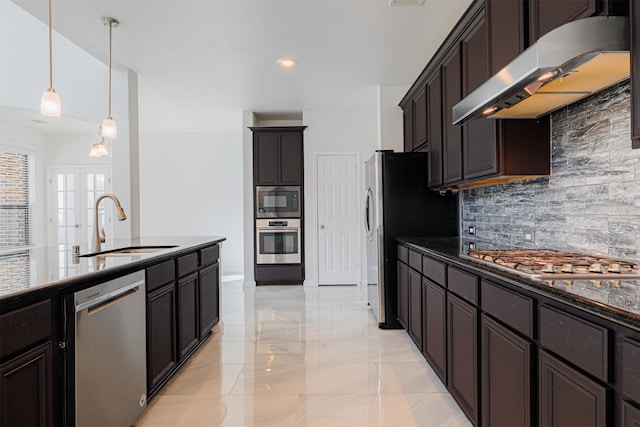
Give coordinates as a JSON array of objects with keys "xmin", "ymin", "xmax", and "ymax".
[{"xmin": 74, "ymin": 270, "xmax": 147, "ymax": 427}]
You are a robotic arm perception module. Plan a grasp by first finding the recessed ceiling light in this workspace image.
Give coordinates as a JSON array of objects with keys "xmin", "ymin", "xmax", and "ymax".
[{"xmin": 278, "ymin": 58, "xmax": 297, "ymax": 69}]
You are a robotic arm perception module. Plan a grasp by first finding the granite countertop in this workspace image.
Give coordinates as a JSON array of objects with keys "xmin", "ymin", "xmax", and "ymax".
[
  {"xmin": 397, "ymin": 237, "xmax": 640, "ymax": 331},
  {"xmin": 0, "ymin": 236, "xmax": 225, "ymax": 304}
]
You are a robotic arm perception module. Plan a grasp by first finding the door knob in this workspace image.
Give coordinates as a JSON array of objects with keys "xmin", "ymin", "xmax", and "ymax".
[
  {"xmin": 320, "ymin": 225, "xmax": 325, "ymax": 229},
  {"xmin": 74, "ymin": 224, "xmax": 80, "ymax": 228}
]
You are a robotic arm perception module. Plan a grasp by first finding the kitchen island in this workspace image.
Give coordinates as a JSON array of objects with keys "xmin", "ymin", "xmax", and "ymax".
[
  {"xmin": 396, "ymin": 236, "xmax": 640, "ymax": 427},
  {"xmin": 0, "ymin": 236, "xmax": 225, "ymax": 427}
]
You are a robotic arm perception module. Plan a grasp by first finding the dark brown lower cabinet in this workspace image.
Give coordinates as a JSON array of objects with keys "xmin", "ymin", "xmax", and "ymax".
[
  {"xmin": 199, "ymin": 262, "xmax": 220, "ymax": 338},
  {"xmin": 178, "ymin": 272, "xmax": 199, "ymax": 359},
  {"xmin": 481, "ymin": 315, "xmax": 532, "ymax": 427},
  {"xmin": 397, "ymin": 261, "xmax": 409, "ymax": 329},
  {"xmin": 539, "ymin": 350, "xmax": 607, "ymax": 427},
  {"xmin": 422, "ymin": 278, "xmax": 447, "ymax": 384},
  {"xmin": 408, "ymin": 268, "xmax": 423, "ymax": 349},
  {"xmin": 623, "ymin": 401, "xmax": 640, "ymax": 426},
  {"xmin": 147, "ymin": 283, "xmax": 177, "ymax": 393},
  {"xmin": 447, "ymin": 293, "xmax": 478, "ymax": 424},
  {"xmin": 0, "ymin": 341, "xmax": 53, "ymax": 427}
]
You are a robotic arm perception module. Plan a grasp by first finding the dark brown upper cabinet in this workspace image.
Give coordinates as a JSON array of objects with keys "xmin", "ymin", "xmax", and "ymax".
[
  {"xmin": 632, "ymin": 0, "xmax": 640, "ymax": 148},
  {"xmin": 529, "ymin": 0, "xmax": 597, "ymax": 41},
  {"xmin": 529, "ymin": 0, "xmax": 629, "ymax": 42},
  {"xmin": 427, "ymin": 71, "xmax": 444, "ymax": 187},
  {"xmin": 252, "ymin": 127, "xmax": 305, "ymax": 186},
  {"xmin": 414, "ymin": 87, "xmax": 428, "ymax": 150},
  {"xmin": 442, "ymin": 45, "xmax": 463, "ymax": 185},
  {"xmin": 486, "ymin": 0, "xmax": 526, "ymax": 75},
  {"xmin": 403, "ymin": 103, "xmax": 414, "ymax": 152}
]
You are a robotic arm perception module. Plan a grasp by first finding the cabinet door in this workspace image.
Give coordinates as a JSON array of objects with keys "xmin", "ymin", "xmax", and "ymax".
[
  {"xmin": 178, "ymin": 272, "xmax": 199, "ymax": 359},
  {"xmin": 397, "ymin": 261, "xmax": 409, "ymax": 329},
  {"xmin": 462, "ymin": 14, "xmax": 499, "ymax": 180},
  {"xmin": 254, "ymin": 132, "xmax": 279, "ymax": 185},
  {"xmin": 442, "ymin": 46, "xmax": 463, "ymax": 184},
  {"xmin": 423, "ymin": 278, "xmax": 447, "ymax": 384},
  {"xmin": 279, "ymin": 132, "xmax": 303, "ymax": 185},
  {"xmin": 403, "ymin": 104, "xmax": 414, "ymax": 153},
  {"xmin": 147, "ymin": 283, "xmax": 177, "ymax": 393},
  {"xmin": 414, "ymin": 87, "xmax": 428, "ymax": 149},
  {"xmin": 427, "ymin": 71, "xmax": 443, "ymax": 188},
  {"xmin": 623, "ymin": 401, "xmax": 640, "ymax": 426},
  {"xmin": 539, "ymin": 350, "xmax": 607, "ymax": 427},
  {"xmin": 632, "ymin": 0, "xmax": 640, "ymax": 148},
  {"xmin": 481, "ymin": 315, "xmax": 532, "ymax": 427},
  {"xmin": 529, "ymin": 0, "xmax": 597, "ymax": 41},
  {"xmin": 199, "ymin": 262, "xmax": 220, "ymax": 338},
  {"xmin": 408, "ymin": 268, "xmax": 423, "ymax": 349},
  {"xmin": 487, "ymin": 0, "xmax": 526, "ymax": 75},
  {"xmin": 447, "ymin": 293, "xmax": 478, "ymax": 424},
  {"xmin": 0, "ymin": 341, "xmax": 53, "ymax": 427}
]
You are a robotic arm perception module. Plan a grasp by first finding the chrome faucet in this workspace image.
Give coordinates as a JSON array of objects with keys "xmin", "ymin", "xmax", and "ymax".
[{"xmin": 93, "ymin": 193, "xmax": 127, "ymax": 253}]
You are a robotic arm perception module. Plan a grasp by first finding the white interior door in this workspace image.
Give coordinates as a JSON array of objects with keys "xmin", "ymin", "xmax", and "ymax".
[
  {"xmin": 48, "ymin": 167, "xmax": 112, "ymax": 249},
  {"xmin": 317, "ymin": 154, "xmax": 360, "ymax": 285}
]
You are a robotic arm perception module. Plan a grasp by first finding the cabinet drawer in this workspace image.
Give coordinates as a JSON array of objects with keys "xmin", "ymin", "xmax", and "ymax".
[
  {"xmin": 398, "ymin": 245, "xmax": 408, "ymax": 264},
  {"xmin": 200, "ymin": 245, "xmax": 220, "ymax": 267},
  {"xmin": 408, "ymin": 249, "xmax": 422, "ymax": 271},
  {"xmin": 177, "ymin": 252, "xmax": 199, "ymax": 278},
  {"xmin": 481, "ymin": 280, "xmax": 533, "ymax": 338},
  {"xmin": 422, "ymin": 256, "xmax": 446, "ymax": 286},
  {"xmin": 146, "ymin": 260, "xmax": 176, "ymax": 292},
  {"xmin": 623, "ymin": 338, "xmax": 640, "ymax": 403},
  {"xmin": 622, "ymin": 401, "xmax": 640, "ymax": 426},
  {"xmin": 539, "ymin": 305, "xmax": 609, "ymax": 382},
  {"xmin": 0, "ymin": 300, "xmax": 52, "ymax": 359},
  {"xmin": 448, "ymin": 266, "xmax": 478, "ymax": 305}
]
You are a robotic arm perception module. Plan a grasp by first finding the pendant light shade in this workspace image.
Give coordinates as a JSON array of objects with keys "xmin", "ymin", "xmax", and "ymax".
[
  {"xmin": 41, "ymin": 89, "xmax": 61, "ymax": 117},
  {"xmin": 41, "ymin": 0, "xmax": 61, "ymax": 117},
  {"xmin": 101, "ymin": 17, "xmax": 119, "ymax": 139},
  {"xmin": 101, "ymin": 117, "xmax": 117, "ymax": 138},
  {"xmin": 90, "ymin": 126, "xmax": 111, "ymax": 157}
]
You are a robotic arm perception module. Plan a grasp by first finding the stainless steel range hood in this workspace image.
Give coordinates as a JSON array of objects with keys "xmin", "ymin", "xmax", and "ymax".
[{"xmin": 452, "ymin": 16, "xmax": 630, "ymax": 125}]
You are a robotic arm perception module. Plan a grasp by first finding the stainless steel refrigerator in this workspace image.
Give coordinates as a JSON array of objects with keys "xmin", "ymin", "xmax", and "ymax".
[{"xmin": 365, "ymin": 150, "xmax": 458, "ymax": 329}]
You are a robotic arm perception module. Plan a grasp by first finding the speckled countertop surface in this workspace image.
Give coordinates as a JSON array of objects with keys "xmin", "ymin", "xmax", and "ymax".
[
  {"xmin": 0, "ymin": 236, "xmax": 225, "ymax": 304},
  {"xmin": 397, "ymin": 237, "xmax": 640, "ymax": 331}
]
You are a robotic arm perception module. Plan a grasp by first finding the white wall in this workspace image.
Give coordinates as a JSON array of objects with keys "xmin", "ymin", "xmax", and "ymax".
[
  {"xmin": 0, "ymin": 122, "xmax": 47, "ymax": 247},
  {"xmin": 43, "ymin": 133, "xmax": 110, "ymax": 166},
  {"xmin": 377, "ymin": 85, "xmax": 409, "ymax": 152},
  {"xmin": 302, "ymin": 104, "xmax": 379, "ymax": 285},
  {"xmin": 242, "ymin": 112, "xmax": 256, "ymax": 283},
  {"xmin": 139, "ymin": 131, "xmax": 244, "ymax": 276}
]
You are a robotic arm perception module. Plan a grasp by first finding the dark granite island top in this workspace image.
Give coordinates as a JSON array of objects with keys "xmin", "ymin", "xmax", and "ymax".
[
  {"xmin": 0, "ymin": 236, "xmax": 225, "ymax": 307},
  {"xmin": 397, "ymin": 237, "xmax": 640, "ymax": 331}
]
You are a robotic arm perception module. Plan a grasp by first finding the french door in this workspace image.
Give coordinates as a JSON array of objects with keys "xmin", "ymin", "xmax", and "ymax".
[{"xmin": 47, "ymin": 167, "xmax": 112, "ymax": 250}]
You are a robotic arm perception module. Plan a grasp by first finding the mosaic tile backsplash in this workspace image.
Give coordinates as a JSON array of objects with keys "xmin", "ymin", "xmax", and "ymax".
[{"xmin": 461, "ymin": 81, "xmax": 640, "ymax": 263}]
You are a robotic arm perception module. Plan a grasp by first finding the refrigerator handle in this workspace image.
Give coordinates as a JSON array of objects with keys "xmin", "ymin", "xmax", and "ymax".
[{"xmin": 364, "ymin": 188, "xmax": 374, "ymax": 240}]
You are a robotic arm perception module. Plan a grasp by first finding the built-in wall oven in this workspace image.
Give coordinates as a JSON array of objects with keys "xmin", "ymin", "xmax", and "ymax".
[
  {"xmin": 256, "ymin": 219, "xmax": 301, "ymax": 264},
  {"xmin": 256, "ymin": 186, "xmax": 300, "ymax": 218}
]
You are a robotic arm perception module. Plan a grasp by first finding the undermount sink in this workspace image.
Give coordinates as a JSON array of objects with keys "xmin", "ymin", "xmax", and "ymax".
[{"xmin": 79, "ymin": 245, "xmax": 178, "ymax": 257}]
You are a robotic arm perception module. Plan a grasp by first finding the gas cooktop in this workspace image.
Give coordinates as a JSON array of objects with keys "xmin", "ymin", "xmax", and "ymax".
[{"xmin": 462, "ymin": 248, "xmax": 640, "ymax": 281}]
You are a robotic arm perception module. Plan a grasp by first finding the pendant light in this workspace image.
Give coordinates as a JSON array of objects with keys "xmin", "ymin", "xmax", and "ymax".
[
  {"xmin": 40, "ymin": 0, "xmax": 61, "ymax": 117},
  {"xmin": 90, "ymin": 126, "xmax": 111, "ymax": 157},
  {"xmin": 101, "ymin": 17, "xmax": 119, "ymax": 139}
]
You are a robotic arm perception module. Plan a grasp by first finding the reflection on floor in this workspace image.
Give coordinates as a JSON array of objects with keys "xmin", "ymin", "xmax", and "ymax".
[{"xmin": 134, "ymin": 281, "xmax": 471, "ymax": 427}]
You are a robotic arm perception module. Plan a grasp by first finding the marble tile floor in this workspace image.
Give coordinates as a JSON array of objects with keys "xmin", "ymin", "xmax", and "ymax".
[{"xmin": 134, "ymin": 281, "xmax": 472, "ymax": 427}]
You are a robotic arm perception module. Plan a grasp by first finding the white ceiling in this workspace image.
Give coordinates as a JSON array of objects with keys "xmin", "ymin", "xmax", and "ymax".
[{"xmin": 11, "ymin": 0, "xmax": 473, "ymax": 132}]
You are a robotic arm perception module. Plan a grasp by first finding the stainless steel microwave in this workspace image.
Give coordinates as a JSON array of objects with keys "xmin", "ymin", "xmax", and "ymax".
[{"xmin": 256, "ymin": 186, "xmax": 300, "ymax": 218}]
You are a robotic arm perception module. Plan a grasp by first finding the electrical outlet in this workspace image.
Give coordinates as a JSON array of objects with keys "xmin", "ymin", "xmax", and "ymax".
[
  {"xmin": 469, "ymin": 242, "xmax": 476, "ymax": 250},
  {"xmin": 523, "ymin": 229, "xmax": 535, "ymax": 242},
  {"xmin": 469, "ymin": 226, "xmax": 476, "ymax": 235}
]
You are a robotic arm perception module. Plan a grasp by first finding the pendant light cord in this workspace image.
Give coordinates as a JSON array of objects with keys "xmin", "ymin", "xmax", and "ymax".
[
  {"xmin": 48, "ymin": 0, "xmax": 53, "ymax": 90},
  {"xmin": 108, "ymin": 20, "xmax": 113, "ymax": 119}
]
